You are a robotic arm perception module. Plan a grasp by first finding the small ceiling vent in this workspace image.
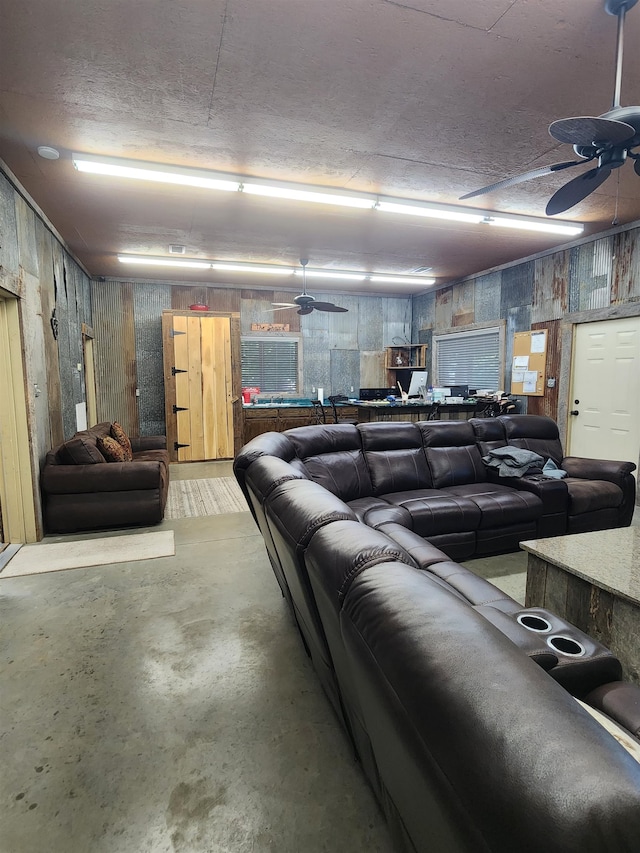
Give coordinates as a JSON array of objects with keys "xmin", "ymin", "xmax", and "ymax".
[{"xmin": 169, "ymin": 244, "xmax": 186, "ymax": 255}]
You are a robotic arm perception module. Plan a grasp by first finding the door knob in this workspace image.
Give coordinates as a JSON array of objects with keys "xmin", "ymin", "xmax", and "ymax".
[{"xmin": 569, "ymin": 410, "xmax": 579, "ymax": 416}]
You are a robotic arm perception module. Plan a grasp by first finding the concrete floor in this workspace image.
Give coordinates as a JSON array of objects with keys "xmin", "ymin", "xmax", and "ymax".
[
  {"xmin": 1, "ymin": 461, "xmax": 634, "ymax": 852},
  {"xmin": 1, "ymin": 462, "xmax": 396, "ymax": 853}
]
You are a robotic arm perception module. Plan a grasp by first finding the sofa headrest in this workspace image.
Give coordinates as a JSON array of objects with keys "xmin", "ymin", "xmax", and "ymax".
[
  {"xmin": 286, "ymin": 423, "xmax": 361, "ymax": 457},
  {"xmin": 498, "ymin": 415, "xmax": 560, "ymax": 440},
  {"xmin": 265, "ymin": 478, "xmax": 358, "ymax": 550},
  {"xmin": 418, "ymin": 420, "xmax": 476, "ymax": 447},
  {"xmin": 234, "ymin": 431, "xmax": 297, "ymax": 475},
  {"xmin": 305, "ymin": 519, "xmax": 418, "ymax": 609},
  {"xmin": 469, "ymin": 417, "xmax": 506, "ymax": 443},
  {"xmin": 357, "ymin": 421, "xmax": 422, "ymax": 450},
  {"xmin": 243, "ymin": 455, "xmax": 309, "ymax": 503}
]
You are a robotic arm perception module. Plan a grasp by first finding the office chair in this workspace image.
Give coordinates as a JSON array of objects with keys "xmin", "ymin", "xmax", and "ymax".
[
  {"xmin": 327, "ymin": 394, "xmax": 358, "ymax": 425},
  {"xmin": 311, "ymin": 399, "xmax": 326, "ymax": 424}
]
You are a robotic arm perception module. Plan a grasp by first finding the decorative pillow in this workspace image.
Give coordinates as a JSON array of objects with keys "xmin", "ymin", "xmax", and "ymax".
[
  {"xmin": 60, "ymin": 434, "xmax": 106, "ymax": 464},
  {"xmin": 97, "ymin": 435, "xmax": 128, "ymax": 463},
  {"xmin": 111, "ymin": 422, "xmax": 133, "ymax": 461}
]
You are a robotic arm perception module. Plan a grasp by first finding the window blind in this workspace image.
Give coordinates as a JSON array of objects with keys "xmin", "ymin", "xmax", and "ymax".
[
  {"xmin": 435, "ymin": 328, "xmax": 500, "ymax": 390},
  {"xmin": 241, "ymin": 338, "xmax": 299, "ymax": 393}
]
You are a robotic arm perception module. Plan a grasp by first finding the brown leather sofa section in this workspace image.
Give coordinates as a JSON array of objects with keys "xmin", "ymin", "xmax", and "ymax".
[{"xmin": 41, "ymin": 422, "xmax": 169, "ymax": 533}]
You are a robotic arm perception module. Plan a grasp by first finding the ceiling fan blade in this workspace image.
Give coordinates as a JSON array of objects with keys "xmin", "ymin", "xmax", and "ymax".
[
  {"xmin": 297, "ymin": 306, "xmax": 314, "ymax": 316},
  {"xmin": 460, "ymin": 159, "xmax": 589, "ymax": 200},
  {"xmin": 311, "ymin": 302, "xmax": 348, "ymax": 312},
  {"xmin": 268, "ymin": 304, "xmax": 297, "ymax": 312},
  {"xmin": 549, "ymin": 116, "xmax": 635, "ymax": 146},
  {"xmin": 545, "ymin": 166, "xmax": 612, "ymax": 216}
]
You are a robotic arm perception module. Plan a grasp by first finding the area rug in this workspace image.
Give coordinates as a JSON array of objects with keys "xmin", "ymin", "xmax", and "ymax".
[
  {"xmin": 0, "ymin": 530, "xmax": 175, "ymax": 579},
  {"xmin": 165, "ymin": 477, "xmax": 249, "ymax": 519}
]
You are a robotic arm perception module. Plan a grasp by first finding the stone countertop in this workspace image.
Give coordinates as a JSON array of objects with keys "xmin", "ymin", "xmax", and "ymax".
[{"xmin": 521, "ymin": 526, "xmax": 640, "ymax": 604}]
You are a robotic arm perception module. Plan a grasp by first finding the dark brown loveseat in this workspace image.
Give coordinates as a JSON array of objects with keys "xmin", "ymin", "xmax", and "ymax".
[{"xmin": 41, "ymin": 421, "xmax": 170, "ymax": 534}]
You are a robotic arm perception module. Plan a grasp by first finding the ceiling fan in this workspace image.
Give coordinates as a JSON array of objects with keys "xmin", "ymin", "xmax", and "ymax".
[
  {"xmin": 461, "ymin": 0, "xmax": 640, "ymax": 216},
  {"xmin": 270, "ymin": 259, "xmax": 348, "ymax": 315}
]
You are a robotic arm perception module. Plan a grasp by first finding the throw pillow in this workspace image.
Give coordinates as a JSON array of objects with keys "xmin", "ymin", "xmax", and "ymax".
[
  {"xmin": 111, "ymin": 422, "xmax": 133, "ymax": 461},
  {"xmin": 60, "ymin": 434, "xmax": 106, "ymax": 464},
  {"xmin": 97, "ymin": 435, "xmax": 128, "ymax": 463}
]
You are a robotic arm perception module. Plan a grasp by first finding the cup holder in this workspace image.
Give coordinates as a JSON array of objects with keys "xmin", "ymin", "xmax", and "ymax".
[
  {"xmin": 546, "ymin": 635, "xmax": 586, "ymax": 657},
  {"xmin": 517, "ymin": 613, "xmax": 552, "ymax": 633}
]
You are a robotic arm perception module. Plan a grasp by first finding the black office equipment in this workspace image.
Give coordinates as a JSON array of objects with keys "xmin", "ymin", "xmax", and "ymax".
[{"xmin": 359, "ymin": 387, "xmax": 396, "ymax": 401}]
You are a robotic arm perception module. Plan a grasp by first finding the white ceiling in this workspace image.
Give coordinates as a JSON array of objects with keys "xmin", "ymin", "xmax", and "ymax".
[{"xmin": 2, "ymin": 0, "xmax": 640, "ymax": 296}]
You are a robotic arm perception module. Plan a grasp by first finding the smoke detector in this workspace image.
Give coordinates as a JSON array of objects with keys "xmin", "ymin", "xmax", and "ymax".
[{"xmin": 169, "ymin": 244, "xmax": 186, "ymax": 255}]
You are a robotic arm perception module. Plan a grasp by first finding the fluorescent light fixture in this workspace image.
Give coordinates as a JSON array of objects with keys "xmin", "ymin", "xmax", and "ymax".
[
  {"xmin": 294, "ymin": 270, "xmax": 366, "ymax": 281},
  {"xmin": 377, "ymin": 201, "xmax": 485, "ymax": 224},
  {"xmin": 116, "ymin": 254, "xmax": 436, "ymax": 285},
  {"xmin": 75, "ymin": 152, "xmax": 584, "ymax": 236},
  {"xmin": 484, "ymin": 216, "xmax": 583, "ymax": 237},
  {"xmin": 242, "ymin": 182, "xmax": 374, "ymax": 209},
  {"xmin": 117, "ymin": 255, "xmax": 211, "ymax": 269},
  {"xmin": 74, "ymin": 154, "xmax": 239, "ymax": 192},
  {"xmin": 370, "ymin": 275, "xmax": 436, "ymax": 285},
  {"xmin": 210, "ymin": 263, "xmax": 294, "ymax": 275}
]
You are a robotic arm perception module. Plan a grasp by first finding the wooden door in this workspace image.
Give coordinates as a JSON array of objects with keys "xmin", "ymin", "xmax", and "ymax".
[
  {"xmin": 568, "ymin": 316, "xmax": 640, "ymax": 469},
  {"xmin": 163, "ymin": 312, "xmax": 237, "ymax": 462}
]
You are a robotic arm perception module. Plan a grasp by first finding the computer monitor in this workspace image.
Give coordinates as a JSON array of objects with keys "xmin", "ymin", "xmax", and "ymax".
[{"xmin": 408, "ymin": 371, "xmax": 429, "ymax": 397}]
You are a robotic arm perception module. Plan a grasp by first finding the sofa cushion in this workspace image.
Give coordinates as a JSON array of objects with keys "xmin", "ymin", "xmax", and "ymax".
[
  {"xmin": 419, "ymin": 421, "xmax": 487, "ymax": 487},
  {"xmin": 358, "ymin": 422, "xmax": 432, "ymax": 494},
  {"xmin": 564, "ymin": 478, "xmax": 623, "ymax": 514},
  {"xmin": 111, "ymin": 421, "xmax": 133, "ymax": 461},
  {"xmin": 442, "ymin": 483, "xmax": 542, "ymax": 528},
  {"xmin": 97, "ymin": 435, "xmax": 129, "ymax": 463},
  {"xmin": 498, "ymin": 414, "xmax": 564, "ymax": 465},
  {"xmin": 379, "ymin": 489, "xmax": 482, "ymax": 537},
  {"xmin": 60, "ymin": 433, "xmax": 106, "ymax": 465},
  {"xmin": 286, "ymin": 424, "xmax": 373, "ymax": 501}
]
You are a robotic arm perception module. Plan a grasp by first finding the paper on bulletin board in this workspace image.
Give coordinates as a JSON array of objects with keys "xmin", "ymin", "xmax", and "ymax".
[
  {"xmin": 523, "ymin": 371, "xmax": 538, "ymax": 393},
  {"xmin": 530, "ymin": 331, "xmax": 546, "ymax": 353},
  {"xmin": 513, "ymin": 355, "xmax": 529, "ymax": 369},
  {"xmin": 512, "ymin": 369, "xmax": 525, "ymax": 383}
]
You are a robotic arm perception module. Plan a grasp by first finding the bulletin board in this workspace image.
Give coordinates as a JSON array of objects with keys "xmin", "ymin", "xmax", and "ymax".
[{"xmin": 511, "ymin": 329, "xmax": 547, "ymax": 396}]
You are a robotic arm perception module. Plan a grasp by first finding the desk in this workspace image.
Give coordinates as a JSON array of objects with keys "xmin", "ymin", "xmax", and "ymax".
[
  {"xmin": 522, "ymin": 527, "xmax": 640, "ymax": 684},
  {"xmin": 355, "ymin": 402, "xmax": 478, "ymax": 423}
]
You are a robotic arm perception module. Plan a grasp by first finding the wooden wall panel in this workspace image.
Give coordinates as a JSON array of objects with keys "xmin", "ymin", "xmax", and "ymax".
[
  {"xmin": 411, "ymin": 290, "xmax": 435, "ymax": 340},
  {"xmin": 360, "ymin": 351, "xmax": 386, "ymax": 389},
  {"xmin": 91, "ymin": 281, "xmax": 139, "ymax": 435},
  {"xmin": 14, "ymin": 195, "xmax": 39, "ymax": 277},
  {"xmin": 301, "ymin": 328, "xmax": 330, "ymax": 397},
  {"xmin": 527, "ymin": 319, "xmax": 560, "ymax": 418},
  {"xmin": 611, "ymin": 228, "xmax": 640, "ymax": 304},
  {"xmin": 452, "ymin": 280, "xmax": 475, "ymax": 327},
  {"xmin": 0, "ymin": 175, "xmax": 20, "ymax": 278},
  {"xmin": 435, "ymin": 287, "xmax": 453, "ymax": 330},
  {"xmin": 532, "ymin": 251, "xmax": 569, "ymax": 323}
]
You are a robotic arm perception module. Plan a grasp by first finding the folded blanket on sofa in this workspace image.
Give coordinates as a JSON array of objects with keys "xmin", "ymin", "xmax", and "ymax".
[{"xmin": 482, "ymin": 446, "xmax": 544, "ymax": 478}]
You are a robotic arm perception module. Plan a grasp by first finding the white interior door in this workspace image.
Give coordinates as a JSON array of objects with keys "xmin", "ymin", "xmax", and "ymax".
[{"xmin": 568, "ymin": 316, "xmax": 640, "ymax": 471}]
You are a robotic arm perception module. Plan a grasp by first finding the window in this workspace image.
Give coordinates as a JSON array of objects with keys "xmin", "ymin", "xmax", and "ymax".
[
  {"xmin": 241, "ymin": 337, "xmax": 299, "ymax": 394},
  {"xmin": 434, "ymin": 326, "xmax": 501, "ymax": 391}
]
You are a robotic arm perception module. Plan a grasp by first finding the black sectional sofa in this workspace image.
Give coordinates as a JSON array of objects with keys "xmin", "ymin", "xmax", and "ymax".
[{"xmin": 234, "ymin": 415, "xmax": 640, "ymax": 853}]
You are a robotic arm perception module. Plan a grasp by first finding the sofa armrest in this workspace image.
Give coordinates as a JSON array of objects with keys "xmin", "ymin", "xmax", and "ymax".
[
  {"xmin": 130, "ymin": 435, "xmax": 167, "ymax": 452},
  {"xmin": 42, "ymin": 460, "xmax": 164, "ymax": 495},
  {"xmin": 562, "ymin": 456, "xmax": 636, "ymax": 486}
]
